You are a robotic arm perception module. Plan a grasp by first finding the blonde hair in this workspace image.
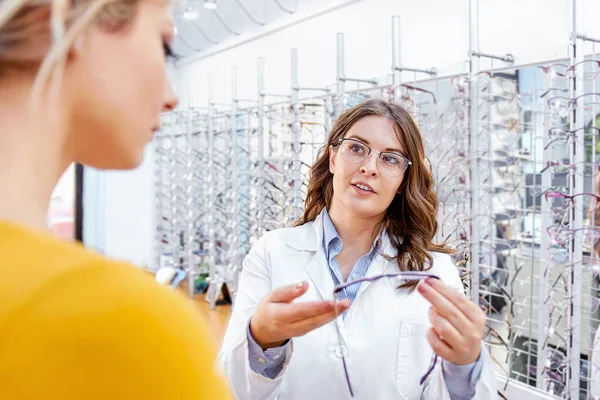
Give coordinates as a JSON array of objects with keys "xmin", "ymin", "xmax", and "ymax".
[{"xmin": 0, "ymin": 0, "xmax": 139, "ymax": 105}]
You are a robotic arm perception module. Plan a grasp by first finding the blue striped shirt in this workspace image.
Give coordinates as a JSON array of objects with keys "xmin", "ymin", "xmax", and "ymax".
[{"xmin": 322, "ymin": 208, "xmax": 381, "ymax": 311}]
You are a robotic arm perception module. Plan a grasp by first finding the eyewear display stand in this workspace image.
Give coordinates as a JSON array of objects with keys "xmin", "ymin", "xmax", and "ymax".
[{"xmin": 154, "ymin": 3, "xmax": 600, "ymax": 398}]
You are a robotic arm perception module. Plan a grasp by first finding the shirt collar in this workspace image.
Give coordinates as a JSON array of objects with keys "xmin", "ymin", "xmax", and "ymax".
[
  {"xmin": 322, "ymin": 208, "xmax": 382, "ymax": 255},
  {"xmin": 322, "ymin": 208, "xmax": 340, "ymax": 254}
]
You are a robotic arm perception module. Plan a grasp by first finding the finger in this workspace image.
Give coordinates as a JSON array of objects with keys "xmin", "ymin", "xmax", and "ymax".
[
  {"xmin": 288, "ymin": 300, "xmax": 334, "ymax": 322},
  {"xmin": 428, "ymin": 307, "xmax": 462, "ymax": 350},
  {"xmin": 426, "ymin": 327, "xmax": 454, "ymax": 361},
  {"xmin": 424, "ymin": 277, "xmax": 482, "ymax": 323},
  {"xmin": 289, "ymin": 306, "xmax": 346, "ymax": 336},
  {"xmin": 269, "ymin": 281, "xmax": 309, "ymax": 303},
  {"xmin": 288, "ymin": 298, "xmax": 351, "ymax": 322},
  {"xmin": 418, "ymin": 280, "xmax": 471, "ymax": 332}
]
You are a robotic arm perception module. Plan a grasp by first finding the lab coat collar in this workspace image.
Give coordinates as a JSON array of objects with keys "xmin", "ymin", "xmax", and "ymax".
[
  {"xmin": 280, "ymin": 209, "xmax": 402, "ymax": 302},
  {"xmin": 281, "ymin": 208, "xmax": 399, "ymax": 259}
]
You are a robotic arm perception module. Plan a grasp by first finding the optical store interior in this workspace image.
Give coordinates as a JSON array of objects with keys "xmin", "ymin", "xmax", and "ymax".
[{"xmin": 17, "ymin": 0, "xmax": 600, "ymax": 399}]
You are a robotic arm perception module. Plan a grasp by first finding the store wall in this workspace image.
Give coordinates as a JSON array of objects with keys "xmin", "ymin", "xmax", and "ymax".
[
  {"xmin": 97, "ymin": 0, "xmax": 600, "ymax": 267},
  {"xmin": 177, "ymin": 0, "xmax": 600, "ymax": 108}
]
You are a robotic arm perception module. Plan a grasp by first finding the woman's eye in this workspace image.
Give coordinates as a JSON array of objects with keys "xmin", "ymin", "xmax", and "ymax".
[
  {"xmin": 383, "ymin": 154, "xmax": 400, "ymax": 165},
  {"xmin": 349, "ymin": 143, "xmax": 364, "ymax": 153}
]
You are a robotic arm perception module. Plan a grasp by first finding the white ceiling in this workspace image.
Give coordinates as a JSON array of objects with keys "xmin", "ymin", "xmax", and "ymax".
[{"xmin": 172, "ymin": 0, "xmax": 300, "ymax": 57}]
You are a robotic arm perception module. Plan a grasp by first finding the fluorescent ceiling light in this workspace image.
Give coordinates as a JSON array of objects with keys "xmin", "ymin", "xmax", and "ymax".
[
  {"xmin": 204, "ymin": 0, "xmax": 217, "ymax": 10},
  {"xmin": 183, "ymin": 3, "xmax": 198, "ymax": 20}
]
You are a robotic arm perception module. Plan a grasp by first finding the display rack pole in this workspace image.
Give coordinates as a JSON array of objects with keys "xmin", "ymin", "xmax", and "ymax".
[
  {"xmin": 336, "ymin": 32, "xmax": 378, "ymax": 114},
  {"xmin": 168, "ymin": 117, "xmax": 179, "ymax": 271},
  {"xmin": 206, "ymin": 74, "xmax": 220, "ymax": 309},
  {"xmin": 539, "ymin": 74, "xmax": 552, "ymax": 390},
  {"xmin": 467, "ymin": 0, "xmax": 482, "ymax": 308},
  {"xmin": 257, "ymin": 58, "xmax": 266, "ymax": 238},
  {"xmin": 230, "ymin": 66, "xmax": 240, "ymax": 302},
  {"xmin": 391, "ymin": 16, "xmax": 437, "ymax": 103},
  {"xmin": 467, "ymin": 0, "xmax": 514, "ymax": 306},
  {"xmin": 568, "ymin": 0, "xmax": 584, "ymax": 396},
  {"xmin": 185, "ymin": 107, "xmax": 196, "ymax": 298},
  {"xmin": 290, "ymin": 47, "xmax": 330, "ymax": 219},
  {"xmin": 392, "ymin": 16, "xmax": 402, "ymax": 103},
  {"xmin": 290, "ymin": 48, "xmax": 302, "ymax": 220}
]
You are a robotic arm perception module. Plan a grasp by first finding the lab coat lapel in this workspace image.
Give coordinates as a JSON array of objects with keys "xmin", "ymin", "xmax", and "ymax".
[
  {"xmin": 304, "ymin": 247, "xmax": 336, "ymax": 301},
  {"xmin": 304, "ymin": 212, "xmax": 336, "ymax": 301},
  {"xmin": 280, "ymin": 210, "xmax": 336, "ymax": 301}
]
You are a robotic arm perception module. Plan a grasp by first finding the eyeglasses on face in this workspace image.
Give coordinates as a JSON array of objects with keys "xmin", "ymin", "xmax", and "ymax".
[
  {"xmin": 333, "ymin": 138, "xmax": 412, "ymax": 177},
  {"xmin": 331, "ymin": 272, "xmax": 440, "ymax": 397}
]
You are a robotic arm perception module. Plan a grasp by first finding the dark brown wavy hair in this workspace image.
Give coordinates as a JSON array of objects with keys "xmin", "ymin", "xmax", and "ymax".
[{"xmin": 294, "ymin": 98, "xmax": 452, "ymax": 288}]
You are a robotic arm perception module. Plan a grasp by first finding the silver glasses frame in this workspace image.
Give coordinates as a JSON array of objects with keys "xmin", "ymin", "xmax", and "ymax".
[{"xmin": 334, "ymin": 138, "xmax": 413, "ymax": 177}]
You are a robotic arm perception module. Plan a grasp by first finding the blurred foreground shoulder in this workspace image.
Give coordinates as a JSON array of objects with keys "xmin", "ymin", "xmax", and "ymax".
[{"xmin": 0, "ymin": 250, "xmax": 232, "ymax": 400}]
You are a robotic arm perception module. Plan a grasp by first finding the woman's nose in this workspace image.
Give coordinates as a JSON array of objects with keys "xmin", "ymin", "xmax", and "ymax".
[{"xmin": 360, "ymin": 153, "xmax": 379, "ymax": 176}]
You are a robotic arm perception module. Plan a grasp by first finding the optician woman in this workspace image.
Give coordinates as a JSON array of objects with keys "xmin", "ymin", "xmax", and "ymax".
[{"xmin": 219, "ymin": 99, "xmax": 498, "ymax": 399}]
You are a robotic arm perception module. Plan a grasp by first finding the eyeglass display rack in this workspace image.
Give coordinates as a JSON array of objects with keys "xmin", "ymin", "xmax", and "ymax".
[{"xmin": 153, "ymin": 2, "xmax": 600, "ymax": 398}]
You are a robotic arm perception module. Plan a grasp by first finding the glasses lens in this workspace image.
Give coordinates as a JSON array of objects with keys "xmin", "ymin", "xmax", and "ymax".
[
  {"xmin": 340, "ymin": 140, "xmax": 368, "ymax": 164},
  {"xmin": 549, "ymin": 248, "xmax": 568, "ymax": 264},
  {"xmin": 379, "ymin": 153, "xmax": 407, "ymax": 177},
  {"xmin": 543, "ymin": 378, "xmax": 565, "ymax": 396},
  {"xmin": 546, "ymin": 349, "xmax": 566, "ymax": 370},
  {"xmin": 545, "ymin": 64, "xmax": 568, "ymax": 83},
  {"xmin": 584, "ymin": 228, "xmax": 600, "ymax": 249},
  {"xmin": 548, "ymin": 98, "xmax": 570, "ymax": 117},
  {"xmin": 581, "ymin": 163, "xmax": 599, "ymax": 177},
  {"xmin": 574, "ymin": 61, "xmax": 600, "ymax": 81}
]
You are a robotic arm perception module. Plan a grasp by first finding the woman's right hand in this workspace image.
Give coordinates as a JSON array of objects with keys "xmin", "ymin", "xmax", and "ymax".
[{"xmin": 249, "ymin": 281, "xmax": 351, "ymax": 350}]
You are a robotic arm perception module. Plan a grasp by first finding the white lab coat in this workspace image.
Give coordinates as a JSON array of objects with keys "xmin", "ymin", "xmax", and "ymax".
[{"xmin": 219, "ymin": 211, "xmax": 498, "ymax": 400}]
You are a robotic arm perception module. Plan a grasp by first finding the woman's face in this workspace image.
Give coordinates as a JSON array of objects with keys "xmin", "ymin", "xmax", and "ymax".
[
  {"xmin": 329, "ymin": 115, "xmax": 407, "ymax": 220},
  {"xmin": 65, "ymin": 0, "xmax": 178, "ymax": 170}
]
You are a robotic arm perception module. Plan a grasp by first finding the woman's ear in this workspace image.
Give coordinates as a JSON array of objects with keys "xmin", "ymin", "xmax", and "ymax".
[
  {"xmin": 329, "ymin": 145, "xmax": 336, "ymax": 174},
  {"xmin": 396, "ymin": 177, "xmax": 405, "ymax": 194}
]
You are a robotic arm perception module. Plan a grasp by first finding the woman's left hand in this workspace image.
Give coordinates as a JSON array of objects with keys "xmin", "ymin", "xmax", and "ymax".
[{"xmin": 417, "ymin": 277, "xmax": 486, "ymax": 365}]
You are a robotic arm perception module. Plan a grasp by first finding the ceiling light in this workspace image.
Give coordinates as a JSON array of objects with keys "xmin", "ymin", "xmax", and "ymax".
[
  {"xmin": 173, "ymin": 26, "xmax": 178, "ymax": 35},
  {"xmin": 183, "ymin": 3, "xmax": 198, "ymax": 20},
  {"xmin": 204, "ymin": 0, "xmax": 217, "ymax": 10}
]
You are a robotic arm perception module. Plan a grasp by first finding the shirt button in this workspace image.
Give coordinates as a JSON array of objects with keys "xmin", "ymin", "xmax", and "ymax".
[
  {"xmin": 258, "ymin": 357, "xmax": 267, "ymax": 364},
  {"xmin": 273, "ymin": 355, "xmax": 280, "ymax": 360},
  {"xmin": 334, "ymin": 345, "xmax": 348, "ymax": 358}
]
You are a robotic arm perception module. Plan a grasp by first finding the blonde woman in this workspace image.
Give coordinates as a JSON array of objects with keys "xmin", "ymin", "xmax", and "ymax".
[{"xmin": 0, "ymin": 1, "xmax": 230, "ymax": 399}]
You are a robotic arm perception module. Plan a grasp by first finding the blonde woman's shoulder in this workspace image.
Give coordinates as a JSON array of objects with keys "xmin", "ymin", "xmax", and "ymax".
[{"xmin": 0, "ymin": 220, "xmax": 233, "ymax": 400}]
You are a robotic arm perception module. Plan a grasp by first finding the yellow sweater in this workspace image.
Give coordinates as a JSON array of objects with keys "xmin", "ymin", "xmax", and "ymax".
[{"xmin": 0, "ymin": 221, "xmax": 232, "ymax": 399}]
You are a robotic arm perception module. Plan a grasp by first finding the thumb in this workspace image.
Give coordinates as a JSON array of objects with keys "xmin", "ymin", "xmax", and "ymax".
[{"xmin": 269, "ymin": 281, "xmax": 309, "ymax": 303}]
